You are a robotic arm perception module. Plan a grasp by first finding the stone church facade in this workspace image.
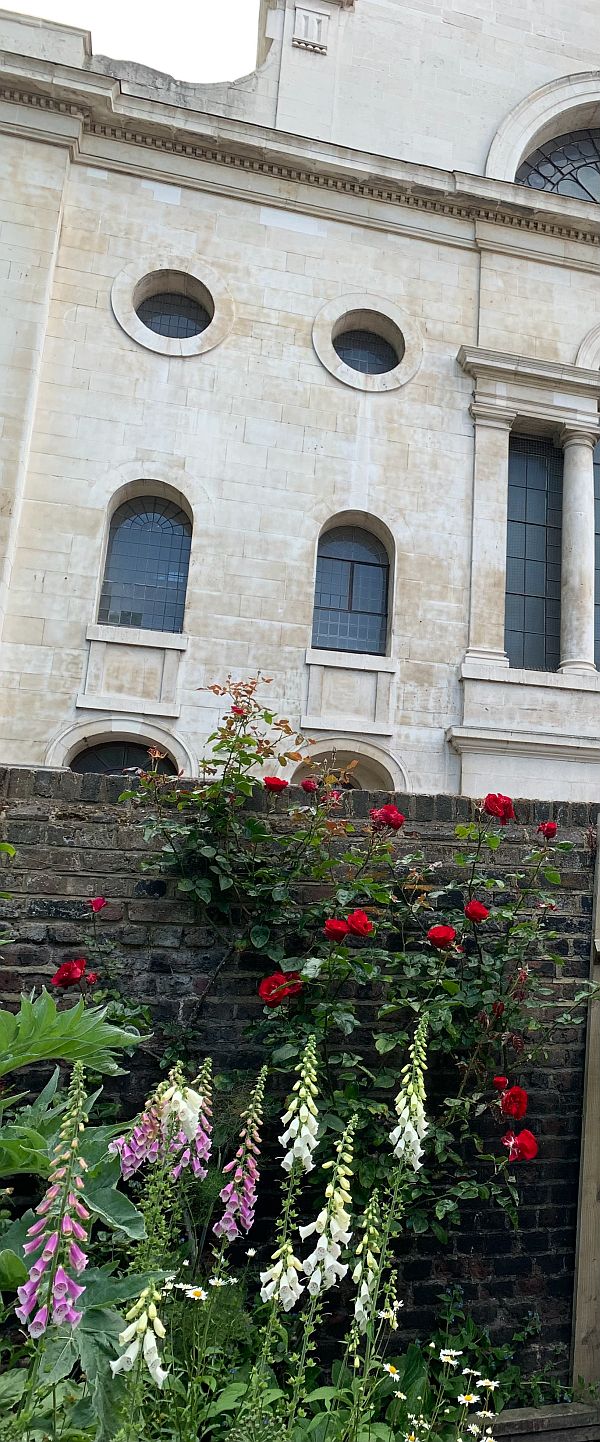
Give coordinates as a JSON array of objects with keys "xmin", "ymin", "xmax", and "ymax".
[{"xmin": 3, "ymin": 0, "xmax": 600, "ymax": 798}]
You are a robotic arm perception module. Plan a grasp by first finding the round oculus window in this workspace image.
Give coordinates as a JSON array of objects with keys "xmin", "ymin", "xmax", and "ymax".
[
  {"xmin": 135, "ymin": 291, "xmax": 212, "ymax": 340},
  {"xmin": 332, "ymin": 328, "xmax": 400, "ymax": 376}
]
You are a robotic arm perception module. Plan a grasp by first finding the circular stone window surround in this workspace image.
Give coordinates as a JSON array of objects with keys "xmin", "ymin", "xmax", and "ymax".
[
  {"xmin": 111, "ymin": 253, "xmax": 234, "ymax": 357},
  {"xmin": 312, "ymin": 294, "xmax": 422, "ymax": 392}
]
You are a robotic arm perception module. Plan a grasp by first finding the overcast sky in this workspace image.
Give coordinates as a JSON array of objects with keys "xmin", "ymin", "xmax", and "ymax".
[{"xmin": 10, "ymin": 1, "xmax": 262, "ymax": 82}]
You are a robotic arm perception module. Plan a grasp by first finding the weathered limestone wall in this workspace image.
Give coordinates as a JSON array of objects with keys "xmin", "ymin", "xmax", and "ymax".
[
  {"xmin": 2, "ymin": 7, "xmax": 600, "ymax": 797},
  {"xmin": 272, "ymin": 0, "xmax": 600, "ymax": 170}
]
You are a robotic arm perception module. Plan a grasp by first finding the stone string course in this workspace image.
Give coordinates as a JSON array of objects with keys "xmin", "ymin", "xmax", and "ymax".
[{"xmin": 1, "ymin": 767, "xmax": 596, "ymax": 1373}]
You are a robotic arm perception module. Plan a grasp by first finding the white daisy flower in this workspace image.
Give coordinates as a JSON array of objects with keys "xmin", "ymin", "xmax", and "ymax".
[
  {"xmin": 458, "ymin": 1394, "xmax": 480, "ymax": 1406},
  {"xmin": 185, "ymin": 1287, "xmax": 207, "ymax": 1301},
  {"xmin": 395, "ymin": 1390, "xmax": 408, "ymax": 1400},
  {"xmin": 384, "ymin": 1363, "xmax": 401, "ymax": 1378},
  {"xmin": 480, "ymin": 1380, "xmax": 499, "ymax": 1390},
  {"xmin": 440, "ymin": 1349, "xmax": 462, "ymax": 1366}
]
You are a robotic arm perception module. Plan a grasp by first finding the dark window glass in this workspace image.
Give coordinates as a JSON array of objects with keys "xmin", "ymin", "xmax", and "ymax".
[
  {"xmin": 333, "ymin": 329, "xmax": 399, "ymax": 375},
  {"xmin": 70, "ymin": 743, "xmax": 176, "ymax": 775},
  {"xmin": 312, "ymin": 526, "xmax": 389, "ymax": 655},
  {"xmin": 516, "ymin": 129, "xmax": 600, "ymax": 203},
  {"xmin": 505, "ymin": 437, "xmax": 563, "ymax": 671},
  {"xmin": 136, "ymin": 291, "xmax": 211, "ymax": 339},
  {"xmin": 98, "ymin": 497, "xmax": 192, "ymax": 633}
]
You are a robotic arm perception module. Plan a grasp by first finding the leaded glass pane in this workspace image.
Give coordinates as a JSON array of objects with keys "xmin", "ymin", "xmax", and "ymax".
[
  {"xmin": 136, "ymin": 292, "xmax": 211, "ymax": 339},
  {"xmin": 332, "ymin": 329, "xmax": 399, "ymax": 375},
  {"xmin": 98, "ymin": 497, "xmax": 192, "ymax": 633},
  {"xmin": 516, "ymin": 130, "xmax": 600, "ymax": 204},
  {"xmin": 504, "ymin": 437, "xmax": 563, "ymax": 671},
  {"xmin": 70, "ymin": 743, "xmax": 176, "ymax": 775},
  {"xmin": 312, "ymin": 526, "xmax": 389, "ymax": 655}
]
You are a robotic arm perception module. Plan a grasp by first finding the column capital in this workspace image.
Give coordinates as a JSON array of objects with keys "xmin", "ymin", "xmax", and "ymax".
[
  {"xmin": 469, "ymin": 402, "xmax": 517, "ymax": 430},
  {"xmin": 560, "ymin": 424, "xmax": 600, "ymax": 451}
]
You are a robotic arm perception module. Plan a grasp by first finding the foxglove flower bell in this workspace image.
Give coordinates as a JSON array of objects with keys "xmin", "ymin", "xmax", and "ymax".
[
  {"xmin": 389, "ymin": 1012, "xmax": 429, "ymax": 1171},
  {"xmin": 299, "ymin": 1117, "xmax": 356, "ymax": 1296},
  {"xmin": 110, "ymin": 1284, "xmax": 168, "ymax": 1387},
  {"xmin": 15, "ymin": 1062, "xmax": 90, "ymax": 1338},
  {"xmin": 259, "ymin": 1241, "xmax": 304, "ymax": 1311},
  {"xmin": 352, "ymin": 1190, "xmax": 383, "ymax": 1333},
  {"xmin": 110, "ymin": 1060, "xmax": 213, "ymax": 1183},
  {"xmin": 279, "ymin": 1035, "xmax": 320, "ymax": 1174},
  {"xmin": 213, "ymin": 1065, "xmax": 267, "ymax": 1242}
]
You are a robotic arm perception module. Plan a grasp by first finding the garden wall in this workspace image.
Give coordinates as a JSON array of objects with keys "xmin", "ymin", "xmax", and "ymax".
[{"xmin": 0, "ymin": 766, "xmax": 596, "ymax": 1383}]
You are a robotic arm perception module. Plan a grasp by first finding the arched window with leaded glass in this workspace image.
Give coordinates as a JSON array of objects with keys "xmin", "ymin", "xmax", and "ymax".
[
  {"xmin": 312, "ymin": 525, "xmax": 390, "ymax": 656},
  {"xmin": 516, "ymin": 130, "xmax": 600, "ymax": 203},
  {"xmin": 98, "ymin": 496, "xmax": 192, "ymax": 634}
]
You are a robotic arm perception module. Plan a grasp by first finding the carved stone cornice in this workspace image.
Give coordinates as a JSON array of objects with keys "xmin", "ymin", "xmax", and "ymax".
[
  {"xmin": 458, "ymin": 346, "xmax": 600, "ymax": 400},
  {"xmin": 4, "ymin": 65, "xmax": 600, "ymax": 247}
]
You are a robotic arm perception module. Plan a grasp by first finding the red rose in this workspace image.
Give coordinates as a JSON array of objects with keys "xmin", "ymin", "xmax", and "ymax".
[
  {"xmin": 86, "ymin": 972, "xmax": 99, "ymax": 986},
  {"xmin": 264, "ymin": 776, "xmax": 289, "ymax": 792},
  {"xmin": 537, "ymin": 821, "xmax": 557, "ymax": 840},
  {"xmin": 464, "ymin": 899, "xmax": 489, "ymax": 923},
  {"xmin": 500, "ymin": 1085, "xmax": 528, "ymax": 1121},
  {"xmin": 492, "ymin": 1001, "xmax": 505, "ymax": 1019},
  {"xmin": 258, "ymin": 971, "xmax": 303, "ymax": 1008},
  {"xmin": 427, "ymin": 924, "xmax": 457, "ymax": 950},
  {"xmin": 346, "ymin": 909, "xmax": 374, "ymax": 937},
  {"xmin": 324, "ymin": 918, "xmax": 350, "ymax": 941},
  {"xmin": 231, "ymin": 706, "xmax": 246, "ymax": 717},
  {"xmin": 370, "ymin": 804, "xmax": 405, "ymax": 832},
  {"xmin": 51, "ymin": 958, "xmax": 87, "ymax": 987},
  {"xmin": 493, "ymin": 1075, "xmax": 508, "ymax": 1090},
  {"xmin": 301, "ymin": 778, "xmax": 319, "ymax": 793},
  {"xmin": 329, "ymin": 790, "xmax": 343, "ymax": 805},
  {"xmin": 502, "ymin": 1128, "xmax": 538, "ymax": 1162},
  {"xmin": 90, "ymin": 897, "xmax": 106, "ymax": 913},
  {"xmin": 483, "ymin": 793, "xmax": 515, "ymax": 825}
]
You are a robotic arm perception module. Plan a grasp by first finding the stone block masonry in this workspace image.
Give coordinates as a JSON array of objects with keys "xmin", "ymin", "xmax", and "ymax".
[{"xmin": 0, "ymin": 766, "xmax": 596, "ymax": 1379}]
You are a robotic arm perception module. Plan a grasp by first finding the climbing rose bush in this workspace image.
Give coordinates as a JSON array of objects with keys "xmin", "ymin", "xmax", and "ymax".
[{"xmin": 0, "ymin": 678, "xmax": 588, "ymax": 1440}]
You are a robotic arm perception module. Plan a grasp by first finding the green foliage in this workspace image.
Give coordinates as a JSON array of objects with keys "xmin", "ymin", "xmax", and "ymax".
[
  {"xmin": 118, "ymin": 677, "xmax": 584, "ymax": 1235},
  {"xmin": 0, "ymin": 990, "xmax": 143, "ymax": 1080},
  {"xmin": 0, "ymin": 682, "xmax": 583, "ymax": 1440}
]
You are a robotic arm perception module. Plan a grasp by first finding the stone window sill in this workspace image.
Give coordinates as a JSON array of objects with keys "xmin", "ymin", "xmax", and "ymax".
[
  {"xmin": 86, "ymin": 623, "xmax": 188, "ymax": 651},
  {"xmin": 460, "ymin": 658, "xmax": 600, "ymax": 692},
  {"xmin": 305, "ymin": 647, "xmax": 395, "ymax": 672}
]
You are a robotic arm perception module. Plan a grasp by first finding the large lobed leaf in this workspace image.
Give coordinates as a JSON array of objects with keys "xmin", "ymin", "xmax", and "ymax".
[{"xmin": 0, "ymin": 990, "xmax": 144, "ymax": 1079}]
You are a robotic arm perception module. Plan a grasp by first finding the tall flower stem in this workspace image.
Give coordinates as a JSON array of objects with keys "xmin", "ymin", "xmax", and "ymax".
[
  {"xmin": 338, "ymin": 1015, "xmax": 429, "ymax": 1442},
  {"xmin": 237, "ymin": 1038, "xmax": 321, "ymax": 1430},
  {"xmin": 16, "ymin": 1061, "xmax": 90, "ymax": 1440},
  {"xmin": 288, "ymin": 1116, "xmax": 357, "ymax": 1431}
]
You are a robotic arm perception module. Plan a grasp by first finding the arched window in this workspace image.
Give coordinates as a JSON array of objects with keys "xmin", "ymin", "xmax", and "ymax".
[
  {"xmin": 70, "ymin": 742, "xmax": 176, "ymax": 775},
  {"xmin": 312, "ymin": 526, "xmax": 389, "ymax": 655},
  {"xmin": 516, "ymin": 129, "xmax": 600, "ymax": 202},
  {"xmin": 98, "ymin": 497, "xmax": 192, "ymax": 633}
]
